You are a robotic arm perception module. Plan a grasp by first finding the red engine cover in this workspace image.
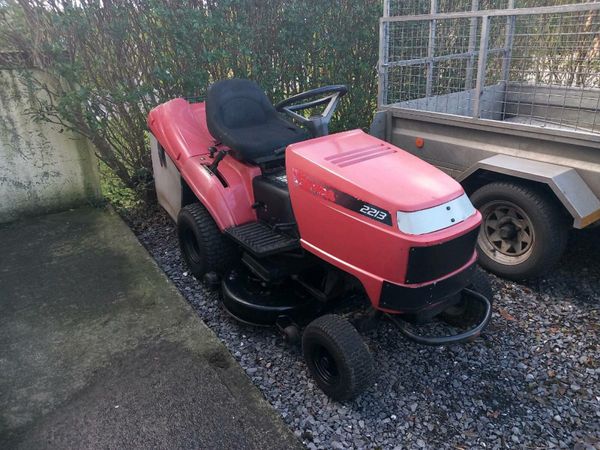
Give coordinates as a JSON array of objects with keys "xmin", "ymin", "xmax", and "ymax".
[{"xmin": 286, "ymin": 129, "xmax": 480, "ymax": 306}]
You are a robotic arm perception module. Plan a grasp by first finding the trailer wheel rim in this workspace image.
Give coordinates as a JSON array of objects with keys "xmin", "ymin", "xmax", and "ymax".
[
  {"xmin": 311, "ymin": 345, "xmax": 340, "ymax": 387},
  {"xmin": 478, "ymin": 200, "xmax": 534, "ymax": 265}
]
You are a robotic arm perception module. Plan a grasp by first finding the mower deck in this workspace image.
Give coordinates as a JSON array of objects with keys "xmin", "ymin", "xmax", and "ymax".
[{"xmin": 221, "ymin": 267, "xmax": 315, "ymax": 326}]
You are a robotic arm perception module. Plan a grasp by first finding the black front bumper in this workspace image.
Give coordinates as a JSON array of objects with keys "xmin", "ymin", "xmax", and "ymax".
[
  {"xmin": 379, "ymin": 261, "xmax": 476, "ymax": 313},
  {"xmin": 387, "ymin": 287, "xmax": 492, "ymax": 346}
]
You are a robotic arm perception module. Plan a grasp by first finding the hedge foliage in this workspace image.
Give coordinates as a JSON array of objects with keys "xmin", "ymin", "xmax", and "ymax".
[{"xmin": 0, "ymin": 0, "xmax": 381, "ymax": 197}]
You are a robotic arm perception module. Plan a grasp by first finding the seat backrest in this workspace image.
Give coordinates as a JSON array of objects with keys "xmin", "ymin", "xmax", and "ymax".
[{"xmin": 206, "ymin": 79, "xmax": 276, "ymax": 140}]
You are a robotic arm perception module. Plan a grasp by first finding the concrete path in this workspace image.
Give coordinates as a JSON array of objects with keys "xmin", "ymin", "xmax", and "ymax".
[{"xmin": 0, "ymin": 207, "xmax": 301, "ymax": 449}]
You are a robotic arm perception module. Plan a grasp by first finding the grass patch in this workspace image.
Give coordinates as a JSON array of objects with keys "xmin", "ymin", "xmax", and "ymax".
[{"xmin": 99, "ymin": 162, "xmax": 143, "ymax": 213}]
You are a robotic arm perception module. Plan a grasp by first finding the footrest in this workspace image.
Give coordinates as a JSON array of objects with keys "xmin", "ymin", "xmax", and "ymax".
[{"xmin": 225, "ymin": 222, "xmax": 299, "ymax": 257}]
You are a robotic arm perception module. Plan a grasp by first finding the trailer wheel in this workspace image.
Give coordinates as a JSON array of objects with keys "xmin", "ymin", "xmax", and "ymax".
[
  {"xmin": 470, "ymin": 181, "xmax": 568, "ymax": 280},
  {"xmin": 302, "ymin": 314, "xmax": 374, "ymax": 401},
  {"xmin": 440, "ymin": 267, "xmax": 493, "ymax": 328},
  {"xmin": 177, "ymin": 203, "xmax": 237, "ymax": 278}
]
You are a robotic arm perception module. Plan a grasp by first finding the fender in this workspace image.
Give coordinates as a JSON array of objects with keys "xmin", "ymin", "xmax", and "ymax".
[
  {"xmin": 149, "ymin": 132, "xmax": 259, "ymax": 229},
  {"xmin": 459, "ymin": 155, "xmax": 600, "ymax": 228},
  {"xmin": 178, "ymin": 155, "xmax": 259, "ymax": 230},
  {"xmin": 148, "ymin": 99, "xmax": 259, "ymax": 229}
]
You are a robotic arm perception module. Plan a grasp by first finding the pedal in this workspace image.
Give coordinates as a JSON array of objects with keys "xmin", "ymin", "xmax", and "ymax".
[{"xmin": 225, "ymin": 222, "xmax": 299, "ymax": 257}]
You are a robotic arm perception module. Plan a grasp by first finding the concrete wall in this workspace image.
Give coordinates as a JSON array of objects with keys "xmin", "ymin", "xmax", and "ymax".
[{"xmin": 0, "ymin": 70, "xmax": 101, "ymax": 223}]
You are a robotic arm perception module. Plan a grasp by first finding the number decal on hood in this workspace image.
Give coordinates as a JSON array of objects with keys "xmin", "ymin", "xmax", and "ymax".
[{"xmin": 292, "ymin": 168, "xmax": 392, "ymax": 226}]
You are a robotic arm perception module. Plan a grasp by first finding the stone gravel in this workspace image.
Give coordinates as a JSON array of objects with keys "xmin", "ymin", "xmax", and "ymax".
[{"xmin": 128, "ymin": 209, "xmax": 599, "ymax": 449}]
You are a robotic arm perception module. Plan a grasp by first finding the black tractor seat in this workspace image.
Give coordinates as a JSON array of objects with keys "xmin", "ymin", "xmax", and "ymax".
[{"xmin": 205, "ymin": 79, "xmax": 308, "ymax": 164}]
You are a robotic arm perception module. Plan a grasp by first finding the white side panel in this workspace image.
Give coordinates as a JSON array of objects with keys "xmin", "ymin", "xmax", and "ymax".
[{"xmin": 150, "ymin": 134, "xmax": 182, "ymax": 222}]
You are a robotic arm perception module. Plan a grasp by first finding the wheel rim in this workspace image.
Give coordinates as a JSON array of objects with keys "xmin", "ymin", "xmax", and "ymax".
[
  {"xmin": 478, "ymin": 200, "xmax": 535, "ymax": 265},
  {"xmin": 181, "ymin": 227, "xmax": 202, "ymax": 265},
  {"xmin": 311, "ymin": 345, "xmax": 339, "ymax": 387}
]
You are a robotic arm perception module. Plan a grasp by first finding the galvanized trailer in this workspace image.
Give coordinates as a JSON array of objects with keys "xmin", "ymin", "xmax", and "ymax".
[{"xmin": 372, "ymin": 0, "xmax": 600, "ymax": 279}]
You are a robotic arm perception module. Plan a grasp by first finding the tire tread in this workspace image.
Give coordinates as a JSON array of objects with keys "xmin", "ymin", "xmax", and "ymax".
[
  {"xmin": 472, "ymin": 181, "xmax": 568, "ymax": 279},
  {"xmin": 440, "ymin": 267, "xmax": 493, "ymax": 328},
  {"xmin": 302, "ymin": 314, "xmax": 374, "ymax": 400},
  {"xmin": 178, "ymin": 203, "xmax": 237, "ymax": 276}
]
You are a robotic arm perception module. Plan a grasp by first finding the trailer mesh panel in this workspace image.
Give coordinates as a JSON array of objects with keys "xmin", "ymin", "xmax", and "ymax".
[{"xmin": 380, "ymin": 1, "xmax": 600, "ymax": 134}]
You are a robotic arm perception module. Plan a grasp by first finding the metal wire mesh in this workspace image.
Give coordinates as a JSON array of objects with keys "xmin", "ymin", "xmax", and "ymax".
[
  {"xmin": 380, "ymin": 1, "xmax": 600, "ymax": 134},
  {"xmin": 388, "ymin": 0, "xmax": 510, "ymax": 16}
]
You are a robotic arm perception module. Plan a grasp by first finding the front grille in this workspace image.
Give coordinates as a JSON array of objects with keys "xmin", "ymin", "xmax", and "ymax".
[{"xmin": 405, "ymin": 227, "xmax": 479, "ymax": 284}]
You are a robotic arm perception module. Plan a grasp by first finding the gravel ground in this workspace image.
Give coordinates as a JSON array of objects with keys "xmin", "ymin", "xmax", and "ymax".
[{"xmin": 129, "ymin": 208, "xmax": 599, "ymax": 449}]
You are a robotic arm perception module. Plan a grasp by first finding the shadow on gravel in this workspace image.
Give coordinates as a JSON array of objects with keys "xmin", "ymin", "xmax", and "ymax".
[
  {"xmin": 129, "ymin": 208, "xmax": 600, "ymax": 450},
  {"xmin": 521, "ymin": 227, "xmax": 600, "ymax": 305}
]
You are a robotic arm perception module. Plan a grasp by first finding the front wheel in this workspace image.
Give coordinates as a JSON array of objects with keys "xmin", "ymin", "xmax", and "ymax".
[
  {"xmin": 439, "ymin": 267, "xmax": 493, "ymax": 328},
  {"xmin": 470, "ymin": 181, "xmax": 568, "ymax": 280},
  {"xmin": 302, "ymin": 314, "xmax": 374, "ymax": 401}
]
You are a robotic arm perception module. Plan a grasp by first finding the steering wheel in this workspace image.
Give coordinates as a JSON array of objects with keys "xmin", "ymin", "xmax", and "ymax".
[{"xmin": 275, "ymin": 85, "xmax": 348, "ymax": 137}]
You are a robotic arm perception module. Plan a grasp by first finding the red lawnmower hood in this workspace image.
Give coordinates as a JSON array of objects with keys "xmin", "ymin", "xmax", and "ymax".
[{"xmin": 286, "ymin": 129, "xmax": 464, "ymax": 213}]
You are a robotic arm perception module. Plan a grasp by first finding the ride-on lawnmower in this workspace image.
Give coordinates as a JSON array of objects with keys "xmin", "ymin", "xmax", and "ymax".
[{"xmin": 148, "ymin": 79, "xmax": 493, "ymax": 400}]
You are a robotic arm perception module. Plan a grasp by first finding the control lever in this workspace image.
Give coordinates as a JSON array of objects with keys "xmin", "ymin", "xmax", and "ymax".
[{"xmin": 209, "ymin": 149, "xmax": 227, "ymax": 173}]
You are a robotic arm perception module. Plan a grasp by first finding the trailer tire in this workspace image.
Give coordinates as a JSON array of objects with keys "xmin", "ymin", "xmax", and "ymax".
[
  {"xmin": 471, "ymin": 181, "xmax": 568, "ymax": 280},
  {"xmin": 177, "ymin": 203, "xmax": 237, "ymax": 278},
  {"xmin": 440, "ymin": 267, "xmax": 493, "ymax": 328},
  {"xmin": 303, "ymin": 314, "xmax": 374, "ymax": 401}
]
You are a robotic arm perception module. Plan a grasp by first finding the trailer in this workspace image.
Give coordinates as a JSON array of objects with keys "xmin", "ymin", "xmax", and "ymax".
[{"xmin": 372, "ymin": 0, "xmax": 600, "ymax": 279}]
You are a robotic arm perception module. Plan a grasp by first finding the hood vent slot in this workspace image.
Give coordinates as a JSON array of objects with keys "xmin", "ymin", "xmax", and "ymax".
[{"xmin": 325, "ymin": 143, "xmax": 396, "ymax": 167}]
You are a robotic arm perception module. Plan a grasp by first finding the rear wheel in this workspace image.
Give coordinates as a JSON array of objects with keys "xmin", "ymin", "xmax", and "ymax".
[
  {"xmin": 177, "ymin": 203, "xmax": 237, "ymax": 278},
  {"xmin": 302, "ymin": 314, "xmax": 374, "ymax": 401},
  {"xmin": 471, "ymin": 181, "xmax": 568, "ymax": 280}
]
